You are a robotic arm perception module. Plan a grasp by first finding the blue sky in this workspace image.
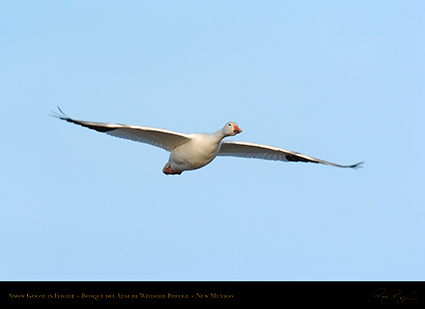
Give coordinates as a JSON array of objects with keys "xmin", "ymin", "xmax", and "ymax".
[{"xmin": 1, "ymin": 1, "xmax": 424, "ymax": 280}]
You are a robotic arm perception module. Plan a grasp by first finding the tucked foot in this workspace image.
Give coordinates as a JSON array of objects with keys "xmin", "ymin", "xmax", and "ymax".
[{"xmin": 163, "ymin": 165, "xmax": 182, "ymax": 175}]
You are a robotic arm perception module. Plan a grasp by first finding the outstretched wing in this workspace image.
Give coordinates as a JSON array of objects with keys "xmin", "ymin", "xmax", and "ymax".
[
  {"xmin": 52, "ymin": 107, "xmax": 191, "ymax": 151},
  {"xmin": 219, "ymin": 140, "xmax": 363, "ymax": 168}
]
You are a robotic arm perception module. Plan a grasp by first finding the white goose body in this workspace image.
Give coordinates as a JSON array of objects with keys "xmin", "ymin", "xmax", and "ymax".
[
  {"xmin": 52, "ymin": 108, "xmax": 362, "ymax": 175},
  {"xmin": 165, "ymin": 132, "xmax": 223, "ymax": 174}
]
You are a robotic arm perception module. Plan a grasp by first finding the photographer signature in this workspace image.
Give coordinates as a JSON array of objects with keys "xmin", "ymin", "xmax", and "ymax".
[{"xmin": 368, "ymin": 288, "xmax": 418, "ymax": 304}]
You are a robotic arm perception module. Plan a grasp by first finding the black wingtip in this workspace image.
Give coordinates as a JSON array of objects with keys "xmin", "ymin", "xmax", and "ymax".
[
  {"xmin": 50, "ymin": 107, "xmax": 116, "ymax": 133},
  {"xmin": 348, "ymin": 161, "xmax": 364, "ymax": 169},
  {"xmin": 49, "ymin": 106, "xmax": 70, "ymax": 120},
  {"xmin": 56, "ymin": 106, "xmax": 66, "ymax": 116}
]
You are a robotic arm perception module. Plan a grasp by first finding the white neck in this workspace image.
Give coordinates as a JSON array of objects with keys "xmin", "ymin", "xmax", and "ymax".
[{"xmin": 214, "ymin": 128, "xmax": 227, "ymax": 140}]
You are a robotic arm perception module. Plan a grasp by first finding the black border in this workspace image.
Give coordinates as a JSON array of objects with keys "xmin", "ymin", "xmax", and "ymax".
[{"xmin": 2, "ymin": 281, "xmax": 424, "ymax": 306}]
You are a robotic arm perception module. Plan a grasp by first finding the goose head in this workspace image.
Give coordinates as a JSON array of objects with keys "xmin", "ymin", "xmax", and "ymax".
[{"xmin": 222, "ymin": 122, "xmax": 242, "ymax": 136}]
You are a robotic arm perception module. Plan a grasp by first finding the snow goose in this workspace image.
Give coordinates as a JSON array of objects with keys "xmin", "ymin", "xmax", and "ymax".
[{"xmin": 52, "ymin": 107, "xmax": 363, "ymax": 175}]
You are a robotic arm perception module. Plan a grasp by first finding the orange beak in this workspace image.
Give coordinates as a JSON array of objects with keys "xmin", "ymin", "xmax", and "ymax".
[{"xmin": 233, "ymin": 125, "xmax": 242, "ymax": 134}]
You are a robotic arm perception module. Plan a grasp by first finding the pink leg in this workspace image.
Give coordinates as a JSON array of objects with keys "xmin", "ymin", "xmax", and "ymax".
[{"xmin": 163, "ymin": 165, "xmax": 182, "ymax": 175}]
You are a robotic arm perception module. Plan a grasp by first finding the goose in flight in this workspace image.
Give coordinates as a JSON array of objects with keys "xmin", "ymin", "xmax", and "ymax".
[{"xmin": 52, "ymin": 107, "xmax": 363, "ymax": 175}]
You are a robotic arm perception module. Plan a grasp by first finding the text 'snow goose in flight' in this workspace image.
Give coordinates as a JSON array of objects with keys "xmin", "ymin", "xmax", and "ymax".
[{"xmin": 52, "ymin": 107, "xmax": 363, "ymax": 175}]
